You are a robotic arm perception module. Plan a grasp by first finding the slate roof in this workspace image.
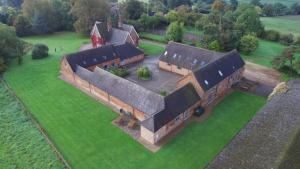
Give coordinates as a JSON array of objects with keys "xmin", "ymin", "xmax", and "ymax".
[
  {"xmin": 122, "ymin": 24, "xmax": 134, "ymax": 33},
  {"xmin": 159, "ymin": 42, "xmax": 224, "ymax": 70},
  {"xmin": 76, "ymin": 67, "xmax": 165, "ymax": 116},
  {"xmin": 193, "ymin": 50, "xmax": 245, "ymax": 91},
  {"xmin": 206, "ymin": 79, "xmax": 300, "ymax": 169},
  {"xmin": 114, "ymin": 43, "xmax": 143, "ymax": 60},
  {"xmin": 107, "ymin": 28, "xmax": 130, "ymax": 45},
  {"xmin": 142, "ymin": 83, "xmax": 201, "ymax": 132},
  {"xmin": 66, "ymin": 43, "xmax": 143, "ymax": 72},
  {"xmin": 66, "ymin": 44, "xmax": 118, "ymax": 72}
]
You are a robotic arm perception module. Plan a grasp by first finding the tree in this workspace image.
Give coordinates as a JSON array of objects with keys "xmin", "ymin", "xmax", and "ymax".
[
  {"xmin": 230, "ymin": 0, "xmax": 238, "ymax": 10},
  {"xmin": 32, "ymin": 44, "xmax": 49, "ymax": 59},
  {"xmin": 0, "ymin": 23, "xmax": 25, "ymax": 73},
  {"xmin": 70, "ymin": 0, "xmax": 109, "ymax": 34},
  {"xmin": 51, "ymin": 0, "xmax": 75, "ymax": 31},
  {"xmin": 235, "ymin": 6, "xmax": 264, "ymax": 36},
  {"xmin": 264, "ymin": 29, "xmax": 280, "ymax": 41},
  {"xmin": 250, "ymin": 0, "xmax": 262, "ymax": 7},
  {"xmin": 22, "ymin": 0, "xmax": 56, "ymax": 34},
  {"xmin": 0, "ymin": 57, "xmax": 7, "ymax": 74},
  {"xmin": 272, "ymin": 47, "xmax": 296, "ymax": 69},
  {"xmin": 280, "ymin": 34, "xmax": 294, "ymax": 45},
  {"xmin": 262, "ymin": 4, "xmax": 274, "ymax": 16},
  {"xmin": 13, "ymin": 14, "xmax": 32, "ymax": 36},
  {"xmin": 0, "ymin": 6, "xmax": 18, "ymax": 25},
  {"xmin": 166, "ymin": 21, "xmax": 183, "ymax": 42},
  {"xmin": 296, "ymin": 36, "xmax": 300, "ymax": 45},
  {"xmin": 239, "ymin": 35, "xmax": 259, "ymax": 54},
  {"xmin": 122, "ymin": 0, "xmax": 144, "ymax": 20},
  {"xmin": 211, "ymin": 0, "xmax": 225, "ymax": 12},
  {"xmin": 273, "ymin": 3, "xmax": 289, "ymax": 16},
  {"xmin": 290, "ymin": 3, "xmax": 300, "ymax": 15},
  {"xmin": 167, "ymin": 0, "xmax": 191, "ymax": 9}
]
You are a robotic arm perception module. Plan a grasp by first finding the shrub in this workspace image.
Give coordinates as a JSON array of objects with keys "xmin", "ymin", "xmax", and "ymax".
[
  {"xmin": 208, "ymin": 40, "xmax": 221, "ymax": 51},
  {"xmin": 137, "ymin": 66, "xmax": 151, "ymax": 80},
  {"xmin": 108, "ymin": 67, "xmax": 130, "ymax": 77},
  {"xmin": 239, "ymin": 35, "xmax": 259, "ymax": 54},
  {"xmin": 0, "ymin": 57, "xmax": 7, "ymax": 74},
  {"xmin": 264, "ymin": 30, "xmax": 280, "ymax": 42},
  {"xmin": 32, "ymin": 44, "xmax": 49, "ymax": 59},
  {"xmin": 296, "ymin": 36, "xmax": 300, "ymax": 45},
  {"xmin": 166, "ymin": 21, "xmax": 183, "ymax": 42},
  {"xmin": 280, "ymin": 33, "xmax": 294, "ymax": 45}
]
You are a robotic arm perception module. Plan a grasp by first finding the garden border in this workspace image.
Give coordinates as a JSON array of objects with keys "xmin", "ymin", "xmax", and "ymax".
[{"xmin": 0, "ymin": 78, "xmax": 72, "ymax": 169}]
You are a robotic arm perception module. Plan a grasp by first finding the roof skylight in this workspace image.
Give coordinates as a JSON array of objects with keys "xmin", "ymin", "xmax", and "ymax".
[
  {"xmin": 218, "ymin": 70, "xmax": 223, "ymax": 76},
  {"xmin": 164, "ymin": 51, "xmax": 168, "ymax": 56},
  {"xmin": 204, "ymin": 80, "xmax": 209, "ymax": 85}
]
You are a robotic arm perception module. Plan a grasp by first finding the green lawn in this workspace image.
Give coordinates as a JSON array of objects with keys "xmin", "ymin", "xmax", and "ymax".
[
  {"xmin": 139, "ymin": 41, "xmax": 165, "ymax": 55},
  {"xmin": 261, "ymin": 15, "xmax": 300, "ymax": 38},
  {"xmin": 140, "ymin": 32, "xmax": 167, "ymax": 43},
  {"xmin": 236, "ymin": 0, "xmax": 299, "ymax": 6},
  {"xmin": 242, "ymin": 39, "xmax": 287, "ymax": 67},
  {"xmin": 0, "ymin": 80, "xmax": 64, "ymax": 169},
  {"xmin": 183, "ymin": 26, "xmax": 203, "ymax": 36},
  {"xmin": 4, "ymin": 32, "xmax": 266, "ymax": 169}
]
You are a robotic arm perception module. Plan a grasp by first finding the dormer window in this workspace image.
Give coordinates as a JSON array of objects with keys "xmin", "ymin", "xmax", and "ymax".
[{"xmin": 218, "ymin": 70, "xmax": 223, "ymax": 76}]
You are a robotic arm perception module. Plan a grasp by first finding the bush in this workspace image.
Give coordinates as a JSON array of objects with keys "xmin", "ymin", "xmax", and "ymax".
[
  {"xmin": 108, "ymin": 67, "xmax": 130, "ymax": 77},
  {"xmin": 264, "ymin": 30, "xmax": 280, "ymax": 42},
  {"xmin": 239, "ymin": 35, "xmax": 259, "ymax": 54},
  {"xmin": 208, "ymin": 40, "xmax": 221, "ymax": 51},
  {"xmin": 280, "ymin": 34, "xmax": 294, "ymax": 45},
  {"xmin": 296, "ymin": 36, "xmax": 300, "ymax": 45},
  {"xmin": 0, "ymin": 57, "xmax": 7, "ymax": 74},
  {"xmin": 137, "ymin": 66, "xmax": 151, "ymax": 80},
  {"xmin": 32, "ymin": 44, "xmax": 49, "ymax": 59}
]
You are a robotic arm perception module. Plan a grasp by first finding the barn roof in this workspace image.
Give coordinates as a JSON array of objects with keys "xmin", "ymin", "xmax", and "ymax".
[
  {"xmin": 66, "ymin": 44, "xmax": 118, "ymax": 72},
  {"xmin": 114, "ymin": 43, "xmax": 143, "ymax": 60},
  {"xmin": 142, "ymin": 83, "xmax": 201, "ymax": 132},
  {"xmin": 107, "ymin": 28, "xmax": 130, "ymax": 45},
  {"xmin": 66, "ymin": 43, "xmax": 143, "ymax": 72},
  {"xmin": 193, "ymin": 50, "xmax": 245, "ymax": 91},
  {"xmin": 159, "ymin": 42, "xmax": 224, "ymax": 70},
  {"xmin": 206, "ymin": 80, "xmax": 300, "ymax": 169},
  {"xmin": 76, "ymin": 67, "xmax": 165, "ymax": 116}
]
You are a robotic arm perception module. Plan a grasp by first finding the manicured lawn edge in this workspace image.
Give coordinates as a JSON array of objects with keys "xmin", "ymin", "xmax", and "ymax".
[{"xmin": 0, "ymin": 78, "xmax": 71, "ymax": 169}]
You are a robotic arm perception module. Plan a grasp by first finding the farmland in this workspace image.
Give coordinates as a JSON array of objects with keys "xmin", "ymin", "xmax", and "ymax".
[
  {"xmin": 4, "ymin": 32, "xmax": 266, "ymax": 169},
  {"xmin": 261, "ymin": 15, "xmax": 300, "ymax": 38}
]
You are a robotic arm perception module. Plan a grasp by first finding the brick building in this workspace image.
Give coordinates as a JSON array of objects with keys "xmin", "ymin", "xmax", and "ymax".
[{"xmin": 60, "ymin": 42, "xmax": 245, "ymax": 145}]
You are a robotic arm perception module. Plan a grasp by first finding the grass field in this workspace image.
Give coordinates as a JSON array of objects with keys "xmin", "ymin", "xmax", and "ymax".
[
  {"xmin": 242, "ymin": 40, "xmax": 287, "ymax": 67},
  {"xmin": 261, "ymin": 15, "xmax": 300, "ymax": 38},
  {"xmin": 4, "ymin": 32, "xmax": 266, "ymax": 169},
  {"xmin": 139, "ymin": 41, "xmax": 165, "ymax": 55},
  {"xmin": 236, "ymin": 0, "xmax": 299, "ymax": 6},
  {"xmin": 0, "ymin": 80, "xmax": 64, "ymax": 169},
  {"xmin": 140, "ymin": 32, "xmax": 167, "ymax": 43},
  {"xmin": 184, "ymin": 26, "xmax": 203, "ymax": 36}
]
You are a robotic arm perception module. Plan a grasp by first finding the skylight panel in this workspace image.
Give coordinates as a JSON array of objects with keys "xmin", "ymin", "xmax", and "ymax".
[
  {"xmin": 164, "ymin": 51, "xmax": 168, "ymax": 56},
  {"xmin": 204, "ymin": 80, "xmax": 209, "ymax": 85},
  {"xmin": 103, "ymin": 55, "xmax": 107, "ymax": 60},
  {"xmin": 200, "ymin": 61, "xmax": 206, "ymax": 66},
  {"xmin": 93, "ymin": 58, "xmax": 98, "ymax": 62},
  {"xmin": 173, "ymin": 53, "xmax": 177, "ymax": 59},
  {"xmin": 193, "ymin": 59, "xmax": 198, "ymax": 64},
  {"xmin": 218, "ymin": 70, "xmax": 223, "ymax": 76},
  {"xmin": 82, "ymin": 61, "xmax": 87, "ymax": 65}
]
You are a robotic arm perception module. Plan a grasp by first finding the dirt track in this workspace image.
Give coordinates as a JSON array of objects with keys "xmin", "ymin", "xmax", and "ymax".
[{"xmin": 244, "ymin": 61, "xmax": 282, "ymax": 87}]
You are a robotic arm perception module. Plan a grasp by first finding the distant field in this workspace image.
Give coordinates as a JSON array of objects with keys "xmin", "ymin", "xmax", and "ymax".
[
  {"xmin": 261, "ymin": 15, "xmax": 300, "ymax": 38},
  {"xmin": 4, "ymin": 32, "xmax": 266, "ymax": 169},
  {"xmin": 242, "ymin": 40, "xmax": 286, "ymax": 67},
  {"xmin": 237, "ymin": 0, "xmax": 299, "ymax": 6},
  {"xmin": 139, "ymin": 41, "xmax": 165, "ymax": 55},
  {"xmin": 0, "ymin": 80, "xmax": 64, "ymax": 169}
]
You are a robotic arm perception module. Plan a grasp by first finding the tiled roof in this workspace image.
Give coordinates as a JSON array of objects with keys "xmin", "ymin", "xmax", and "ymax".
[
  {"xmin": 193, "ymin": 50, "xmax": 245, "ymax": 91},
  {"xmin": 159, "ymin": 42, "xmax": 224, "ymax": 70},
  {"xmin": 142, "ymin": 83, "xmax": 201, "ymax": 132},
  {"xmin": 114, "ymin": 43, "xmax": 143, "ymax": 60},
  {"xmin": 107, "ymin": 28, "xmax": 130, "ymax": 45}
]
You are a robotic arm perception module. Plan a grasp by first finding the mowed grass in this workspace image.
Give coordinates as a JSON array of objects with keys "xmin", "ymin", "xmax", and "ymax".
[
  {"xmin": 237, "ymin": 0, "xmax": 299, "ymax": 6},
  {"xmin": 139, "ymin": 41, "xmax": 165, "ymax": 55},
  {"xmin": 184, "ymin": 26, "xmax": 203, "ymax": 36},
  {"xmin": 140, "ymin": 32, "xmax": 167, "ymax": 43},
  {"xmin": 0, "ymin": 80, "xmax": 64, "ymax": 169},
  {"xmin": 242, "ymin": 39, "xmax": 287, "ymax": 67},
  {"xmin": 261, "ymin": 15, "xmax": 300, "ymax": 38},
  {"xmin": 4, "ymin": 32, "xmax": 266, "ymax": 169}
]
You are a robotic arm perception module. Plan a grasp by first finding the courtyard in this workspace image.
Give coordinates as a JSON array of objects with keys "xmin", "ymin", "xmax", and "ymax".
[{"xmin": 125, "ymin": 56, "xmax": 182, "ymax": 94}]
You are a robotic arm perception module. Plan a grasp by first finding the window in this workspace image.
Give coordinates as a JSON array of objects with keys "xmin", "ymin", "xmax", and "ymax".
[
  {"xmin": 167, "ymin": 63, "xmax": 171, "ymax": 66},
  {"xmin": 175, "ymin": 116, "xmax": 180, "ymax": 122},
  {"xmin": 104, "ymin": 65, "xmax": 108, "ymax": 69},
  {"xmin": 112, "ymin": 63, "xmax": 115, "ymax": 67},
  {"xmin": 177, "ymin": 66, "xmax": 181, "ymax": 70}
]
